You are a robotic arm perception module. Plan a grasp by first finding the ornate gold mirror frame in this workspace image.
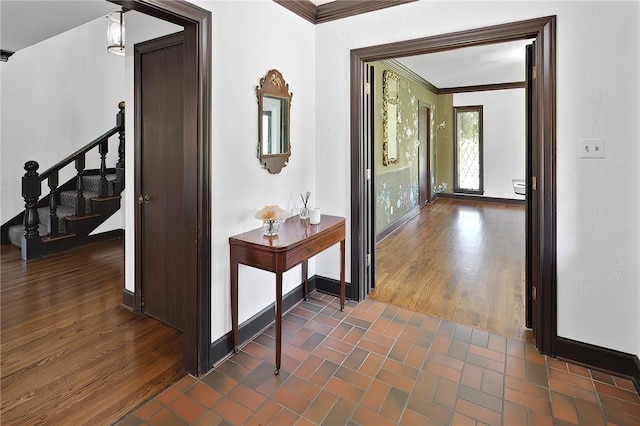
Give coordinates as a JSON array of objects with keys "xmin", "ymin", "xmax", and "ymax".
[
  {"xmin": 256, "ymin": 69, "xmax": 293, "ymax": 174},
  {"xmin": 383, "ymin": 70, "xmax": 400, "ymax": 165}
]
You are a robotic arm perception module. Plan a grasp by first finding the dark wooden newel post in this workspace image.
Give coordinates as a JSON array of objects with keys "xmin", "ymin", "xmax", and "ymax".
[
  {"xmin": 22, "ymin": 161, "xmax": 42, "ymax": 260},
  {"xmin": 115, "ymin": 101, "xmax": 125, "ymax": 195}
]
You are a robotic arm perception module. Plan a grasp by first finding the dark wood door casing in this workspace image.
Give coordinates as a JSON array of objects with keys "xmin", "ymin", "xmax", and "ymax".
[
  {"xmin": 418, "ymin": 103, "xmax": 431, "ymax": 206},
  {"xmin": 350, "ymin": 16, "xmax": 556, "ymax": 356},
  {"xmin": 136, "ymin": 33, "xmax": 185, "ymax": 331}
]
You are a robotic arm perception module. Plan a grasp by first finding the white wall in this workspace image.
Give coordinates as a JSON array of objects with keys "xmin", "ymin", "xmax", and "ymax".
[
  {"xmin": 315, "ymin": 1, "xmax": 640, "ymax": 355},
  {"xmin": 191, "ymin": 1, "xmax": 316, "ymax": 341},
  {"xmin": 1, "ymin": 17, "xmax": 124, "ymax": 226},
  {"xmin": 454, "ymin": 89, "xmax": 526, "ymax": 199}
]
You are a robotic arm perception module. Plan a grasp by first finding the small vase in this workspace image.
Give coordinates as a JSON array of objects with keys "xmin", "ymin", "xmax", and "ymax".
[
  {"xmin": 300, "ymin": 207, "xmax": 310, "ymax": 226},
  {"xmin": 262, "ymin": 220, "xmax": 280, "ymax": 236}
]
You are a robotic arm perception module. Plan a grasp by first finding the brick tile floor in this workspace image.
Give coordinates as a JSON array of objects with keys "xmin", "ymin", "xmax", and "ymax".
[{"xmin": 117, "ymin": 292, "xmax": 640, "ymax": 425}]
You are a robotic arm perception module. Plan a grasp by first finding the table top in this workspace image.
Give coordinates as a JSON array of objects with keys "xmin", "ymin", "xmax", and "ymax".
[{"xmin": 229, "ymin": 214, "xmax": 345, "ymax": 252}]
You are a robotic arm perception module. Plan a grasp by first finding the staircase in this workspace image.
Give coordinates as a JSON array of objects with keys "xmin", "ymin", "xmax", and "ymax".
[{"xmin": 1, "ymin": 102, "xmax": 125, "ymax": 260}]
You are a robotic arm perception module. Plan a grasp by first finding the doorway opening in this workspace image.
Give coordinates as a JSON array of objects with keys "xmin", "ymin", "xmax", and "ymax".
[{"xmin": 350, "ymin": 16, "xmax": 557, "ymax": 355}]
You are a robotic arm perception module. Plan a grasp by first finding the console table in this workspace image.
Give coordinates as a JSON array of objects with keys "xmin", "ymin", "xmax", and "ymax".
[{"xmin": 229, "ymin": 214, "xmax": 345, "ymax": 374}]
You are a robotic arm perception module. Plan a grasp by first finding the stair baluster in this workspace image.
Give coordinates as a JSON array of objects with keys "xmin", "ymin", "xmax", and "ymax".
[
  {"xmin": 22, "ymin": 161, "xmax": 42, "ymax": 259},
  {"xmin": 75, "ymin": 154, "xmax": 86, "ymax": 217},
  {"xmin": 99, "ymin": 139, "xmax": 109, "ymax": 198},
  {"xmin": 48, "ymin": 171, "xmax": 59, "ymax": 237},
  {"xmin": 115, "ymin": 101, "xmax": 125, "ymax": 195}
]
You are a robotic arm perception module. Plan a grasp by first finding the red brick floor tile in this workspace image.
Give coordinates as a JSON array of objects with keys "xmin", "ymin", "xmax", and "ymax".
[
  {"xmin": 335, "ymin": 365, "xmax": 372, "ymax": 390},
  {"xmin": 325, "ymin": 376, "xmax": 365, "ymax": 403},
  {"xmin": 315, "ymin": 344, "xmax": 347, "ymax": 364},
  {"xmin": 454, "ymin": 324, "xmax": 473, "ymax": 342},
  {"xmin": 433, "ymin": 377, "xmax": 459, "ymax": 409},
  {"xmin": 167, "ymin": 394, "xmax": 207, "ymax": 423},
  {"xmin": 155, "ymin": 386, "xmax": 182, "ymax": 405},
  {"xmin": 487, "ymin": 334, "xmax": 506, "ymax": 353},
  {"xmin": 602, "ymin": 406, "xmax": 640, "ymax": 425},
  {"xmin": 293, "ymin": 354, "xmax": 324, "ymax": 380},
  {"xmin": 504, "ymin": 387, "xmax": 551, "ymax": 414},
  {"xmin": 423, "ymin": 359, "xmax": 462, "ymax": 383},
  {"xmin": 246, "ymin": 400, "xmax": 284, "ymax": 426},
  {"xmin": 575, "ymin": 398, "xmax": 607, "ymax": 426},
  {"xmin": 212, "ymin": 397, "xmax": 253, "ymax": 424},
  {"xmin": 388, "ymin": 339, "xmax": 411, "ymax": 363},
  {"xmin": 506, "ymin": 354, "xmax": 527, "ymax": 380},
  {"xmin": 591, "ymin": 370, "xmax": 616, "ymax": 385},
  {"xmin": 505, "ymin": 375, "xmax": 550, "ymax": 401},
  {"xmin": 448, "ymin": 338, "xmax": 470, "ymax": 361},
  {"xmin": 173, "ymin": 375, "xmax": 197, "ymax": 391},
  {"xmin": 550, "ymin": 368, "xmax": 595, "ymax": 389},
  {"xmin": 526, "ymin": 361, "xmax": 550, "ymax": 388},
  {"xmin": 525, "ymin": 343, "xmax": 547, "ymax": 366},
  {"xmin": 470, "ymin": 329, "xmax": 490, "ymax": 348},
  {"xmin": 342, "ymin": 346, "xmax": 369, "ymax": 371},
  {"xmin": 283, "ymin": 375, "xmax": 322, "ymax": 400},
  {"xmin": 481, "ymin": 369, "xmax": 504, "ymax": 398},
  {"xmin": 343, "ymin": 326, "xmax": 366, "ymax": 345},
  {"xmin": 455, "ymin": 397, "xmax": 502, "ymax": 425},
  {"xmin": 407, "ymin": 395, "xmax": 454, "ymax": 424},
  {"xmin": 294, "ymin": 417, "xmax": 316, "ymax": 426},
  {"xmin": 148, "ymin": 407, "xmax": 189, "ymax": 426},
  {"xmin": 135, "ymin": 400, "xmax": 163, "ymax": 419},
  {"xmin": 270, "ymin": 407, "xmax": 300, "ymax": 425},
  {"xmin": 358, "ymin": 352, "xmax": 385, "ymax": 377},
  {"xmin": 414, "ymin": 370, "xmax": 439, "ymax": 401},
  {"xmin": 451, "ymin": 411, "xmax": 477, "ymax": 426},
  {"xmin": 503, "ymin": 400, "xmax": 528, "ymax": 425},
  {"xmin": 595, "ymin": 381, "xmax": 640, "ymax": 405},
  {"xmin": 507, "ymin": 338, "xmax": 526, "ymax": 359},
  {"xmin": 598, "ymin": 393, "xmax": 640, "ymax": 418},
  {"xmin": 185, "ymin": 382, "xmax": 223, "ymax": 408},
  {"xmin": 566, "ymin": 362, "xmax": 592, "ymax": 378},
  {"xmin": 376, "ymin": 367, "xmax": 416, "ymax": 393},
  {"xmin": 361, "ymin": 379, "xmax": 391, "ymax": 411},
  {"xmin": 528, "ymin": 410, "xmax": 554, "ymax": 426},
  {"xmin": 547, "ymin": 357, "xmax": 568, "ymax": 372},
  {"xmin": 308, "ymin": 360, "xmax": 339, "ymax": 387},
  {"xmin": 352, "ymin": 405, "xmax": 397, "ymax": 425},
  {"xmin": 303, "ymin": 389, "xmax": 338, "ymax": 423},
  {"xmin": 400, "ymin": 408, "xmax": 441, "ymax": 426},
  {"xmin": 613, "ymin": 376, "xmax": 637, "ymax": 392},
  {"xmin": 551, "ymin": 391, "xmax": 579, "ymax": 424},
  {"xmin": 192, "ymin": 410, "xmax": 223, "ymax": 426},
  {"xmin": 215, "ymin": 358, "xmax": 252, "ymax": 382},
  {"xmin": 461, "ymin": 362, "xmax": 484, "ymax": 390},
  {"xmin": 458, "ymin": 384, "xmax": 501, "ymax": 413},
  {"xmin": 322, "ymin": 336, "xmax": 354, "ymax": 355},
  {"xmin": 243, "ymin": 341, "xmax": 274, "ymax": 360},
  {"xmin": 549, "ymin": 377, "xmax": 599, "ymax": 404},
  {"xmin": 382, "ymin": 358, "xmax": 421, "ymax": 381},
  {"xmin": 229, "ymin": 383, "xmax": 267, "ymax": 411},
  {"xmin": 405, "ymin": 344, "xmax": 428, "ymax": 370},
  {"xmin": 359, "ymin": 337, "xmax": 392, "ymax": 357},
  {"xmin": 379, "ymin": 387, "xmax": 410, "ymax": 422},
  {"xmin": 429, "ymin": 350, "xmax": 465, "ymax": 371},
  {"xmin": 431, "ymin": 334, "xmax": 452, "ymax": 354},
  {"xmin": 466, "ymin": 351, "xmax": 505, "ymax": 374},
  {"xmin": 328, "ymin": 322, "xmax": 352, "ymax": 340},
  {"xmin": 321, "ymin": 397, "xmax": 356, "ymax": 425}
]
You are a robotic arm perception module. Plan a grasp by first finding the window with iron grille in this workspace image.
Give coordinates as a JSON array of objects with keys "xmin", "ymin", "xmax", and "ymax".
[{"xmin": 454, "ymin": 106, "xmax": 484, "ymax": 194}]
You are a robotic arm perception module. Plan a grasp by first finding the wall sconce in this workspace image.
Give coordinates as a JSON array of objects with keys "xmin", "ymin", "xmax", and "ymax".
[
  {"xmin": 106, "ymin": 9, "xmax": 125, "ymax": 55},
  {"xmin": 436, "ymin": 121, "xmax": 446, "ymax": 131}
]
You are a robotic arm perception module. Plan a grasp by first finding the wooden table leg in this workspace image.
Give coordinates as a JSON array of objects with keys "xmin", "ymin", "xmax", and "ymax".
[
  {"xmin": 275, "ymin": 271, "xmax": 283, "ymax": 374},
  {"xmin": 340, "ymin": 239, "xmax": 345, "ymax": 311},
  {"xmin": 302, "ymin": 260, "xmax": 308, "ymax": 301},
  {"xmin": 230, "ymin": 252, "xmax": 239, "ymax": 354}
]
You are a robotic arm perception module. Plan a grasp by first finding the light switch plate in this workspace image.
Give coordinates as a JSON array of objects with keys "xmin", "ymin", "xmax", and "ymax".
[{"xmin": 579, "ymin": 138, "xmax": 605, "ymax": 158}]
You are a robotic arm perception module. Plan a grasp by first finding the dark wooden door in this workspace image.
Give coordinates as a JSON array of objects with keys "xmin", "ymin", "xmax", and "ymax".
[
  {"xmin": 418, "ymin": 104, "xmax": 431, "ymax": 206},
  {"xmin": 135, "ymin": 33, "xmax": 185, "ymax": 331},
  {"xmin": 525, "ymin": 41, "xmax": 540, "ymax": 336}
]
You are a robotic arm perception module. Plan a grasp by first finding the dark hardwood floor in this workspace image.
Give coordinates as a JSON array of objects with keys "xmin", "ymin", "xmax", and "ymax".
[
  {"xmin": 372, "ymin": 197, "xmax": 527, "ymax": 339},
  {"xmin": 0, "ymin": 239, "xmax": 184, "ymax": 425}
]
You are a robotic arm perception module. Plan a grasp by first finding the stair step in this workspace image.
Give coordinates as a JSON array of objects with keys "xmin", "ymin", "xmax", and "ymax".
[
  {"xmin": 60, "ymin": 190, "xmax": 99, "ymax": 210},
  {"xmin": 8, "ymin": 223, "xmax": 48, "ymax": 248},
  {"xmin": 82, "ymin": 174, "xmax": 116, "ymax": 195},
  {"xmin": 37, "ymin": 205, "xmax": 74, "ymax": 234}
]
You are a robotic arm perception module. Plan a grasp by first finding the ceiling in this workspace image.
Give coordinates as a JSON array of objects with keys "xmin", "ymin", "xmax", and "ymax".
[
  {"xmin": 0, "ymin": 0, "xmax": 530, "ymax": 88},
  {"xmin": 0, "ymin": 1, "xmax": 116, "ymax": 53}
]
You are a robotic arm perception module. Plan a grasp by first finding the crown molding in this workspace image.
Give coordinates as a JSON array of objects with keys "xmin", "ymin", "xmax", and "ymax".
[{"xmin": 274, "ymin": 0, "xmax": 418, "ymax": 25}]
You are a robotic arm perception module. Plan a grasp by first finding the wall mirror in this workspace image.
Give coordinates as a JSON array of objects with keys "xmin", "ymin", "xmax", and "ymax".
[
  {"xmin": 383, "ymin": 70, "xmax": 400, "ymax": 165},
  {"xmin": 257, "ymin": 69, "xmax": 293, "ymax": 174}
]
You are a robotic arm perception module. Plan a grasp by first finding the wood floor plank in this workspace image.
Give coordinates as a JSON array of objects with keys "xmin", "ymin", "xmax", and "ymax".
[
  {"xmin": 0, "ymin": 240, "xmax": 184, "ymax": 425},
  {"xmin": 372, "ymin": 198, "xmax": 526, "ymax": 339}
]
